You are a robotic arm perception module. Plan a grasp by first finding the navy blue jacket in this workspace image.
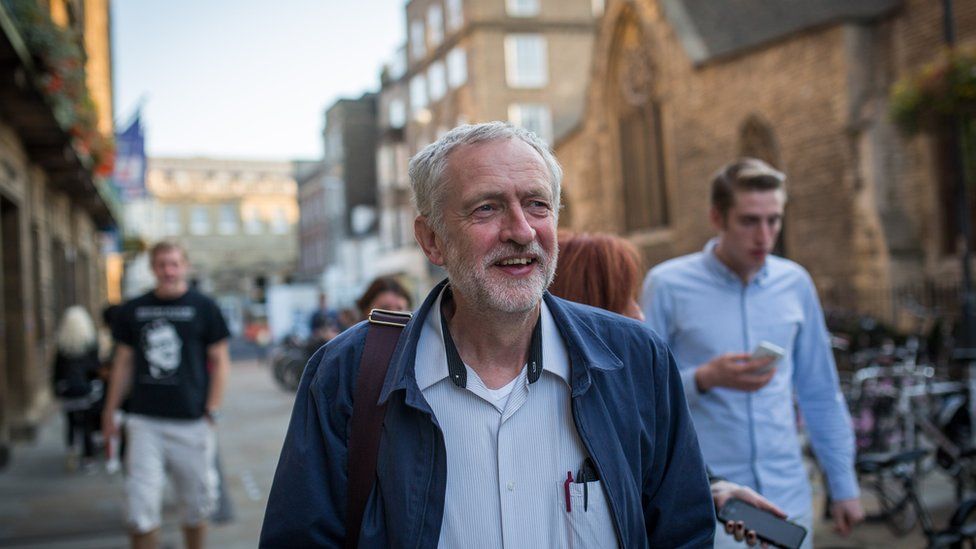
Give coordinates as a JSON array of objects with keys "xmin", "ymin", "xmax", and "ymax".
[{"xmin": 260, "ymin": 281, "xmax": 714, "ymax": 547}]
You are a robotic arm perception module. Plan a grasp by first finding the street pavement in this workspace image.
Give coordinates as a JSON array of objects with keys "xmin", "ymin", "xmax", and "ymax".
[
  {"xmin": 0, "ymin": 353, "xmax": 968, "ymax": 548},
  {"xmin": 0, "ymin": 357, "xmax": 294, "ymax": 548}
]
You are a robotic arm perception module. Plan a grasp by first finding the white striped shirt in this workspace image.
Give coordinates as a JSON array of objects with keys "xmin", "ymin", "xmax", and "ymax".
[{"xmin": 416, "ymin": 289, "xmax": 618, "ymax": 548}]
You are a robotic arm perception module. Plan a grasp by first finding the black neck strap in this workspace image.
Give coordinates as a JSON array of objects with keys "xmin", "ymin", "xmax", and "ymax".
[{"xmin": 439, "ymin": 287, "xmax": 544, "ymax": 388}]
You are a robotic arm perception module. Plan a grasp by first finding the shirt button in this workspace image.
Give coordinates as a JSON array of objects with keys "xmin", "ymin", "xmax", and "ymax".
[{"xmin": 507, "ymin": 481, "xmax": 515, "ymax": 491}]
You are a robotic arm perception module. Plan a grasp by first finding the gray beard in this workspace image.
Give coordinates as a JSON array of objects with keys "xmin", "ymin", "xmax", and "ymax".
[{"xmin": 443, "ymin": 242, "xmax": 558, "ymax": 314}]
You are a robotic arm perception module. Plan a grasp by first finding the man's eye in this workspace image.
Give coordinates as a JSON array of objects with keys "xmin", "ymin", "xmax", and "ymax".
[{"xmin": 474, "ymin": 204, "xmax": 495, "ymax": 213}]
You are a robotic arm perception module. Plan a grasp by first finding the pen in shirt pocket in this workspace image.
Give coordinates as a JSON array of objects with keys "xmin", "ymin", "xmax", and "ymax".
[{"xmin": 576, "ymin": 457, "xmax": 599, "ymax": 512}]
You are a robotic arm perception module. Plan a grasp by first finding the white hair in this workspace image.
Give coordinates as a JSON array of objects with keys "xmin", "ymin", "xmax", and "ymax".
[
  {"xmin": 56, "ymin": 305, "xmax": 97, "ymax": 357},
  {"xmin": 408, "ymin": 122, "xmax": 563, "ymax": 234}
]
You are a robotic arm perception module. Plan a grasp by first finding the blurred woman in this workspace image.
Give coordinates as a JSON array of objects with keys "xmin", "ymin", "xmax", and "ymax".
[
  {"xmin": 356, "ymin": 276, "xmax": 412, "ymax": 319},
  {"xmin": 551, "ymin": 232, "xmax": 785, "ymax": 547},
  {"xmin": 550, "ymin": 231, "xmax": 644, "ymax": 321},
  {"xmin": 52, "ymin": 306, "xmax": 103, "ymax": 469}
]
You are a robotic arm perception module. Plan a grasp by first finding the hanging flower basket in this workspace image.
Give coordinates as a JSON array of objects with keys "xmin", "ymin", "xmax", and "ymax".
[
  {"xmin": 890, "ymin": 47, "xmax": 976, "ymax": 135},
  {"xmin": 2, "ymin": 0, "xmax": 115, "ymax": 176}
]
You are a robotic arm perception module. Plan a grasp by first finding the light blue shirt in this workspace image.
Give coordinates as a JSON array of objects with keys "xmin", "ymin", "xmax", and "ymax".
[
  {"xmin": 641, "ymin": 239, "xmax": 858, "ymax": 517},
  {"xmin": 416, "ymin": 288, "xmax": 618, "ymax": 548}
]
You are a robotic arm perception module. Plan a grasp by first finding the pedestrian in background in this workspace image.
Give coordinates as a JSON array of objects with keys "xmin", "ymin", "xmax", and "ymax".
[
  {"xmin": 642, "ymin": 158, "xmax": 863, "ymax": 547},
  {"xmin": 102, "ymin": 241, "xmax": 230, "ymax": 549},
  {"xmin": 52, "ymin": 305, "xmax": 102, "ymax": 471},
  {"xmin": 551, "ymin": 230, "xmax": 788, "ymax": 546},
  {"xmin": 355, "ymin": 275, "xmax": 412, "ymax": 319}
]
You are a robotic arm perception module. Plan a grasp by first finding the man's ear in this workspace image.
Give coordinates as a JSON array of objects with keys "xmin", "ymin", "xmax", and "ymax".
[
  {"xmin": 709, "ymin": 206, "xmax": 726, "ymax": 233},
  {"xmin": 414, "ymin": 216, "xmax": 446, "ymax": 266}
]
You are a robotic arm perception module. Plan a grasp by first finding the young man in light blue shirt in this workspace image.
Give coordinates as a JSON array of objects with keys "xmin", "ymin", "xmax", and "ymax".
[{"xmin": 641, "ymin": 158, "xmax": 864, "ymax": 547}]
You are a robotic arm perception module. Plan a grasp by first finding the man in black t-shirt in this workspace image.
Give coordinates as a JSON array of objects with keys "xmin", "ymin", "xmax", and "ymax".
[{"xmin": 103, "ymin": 241, "xmax": 230, "ymax": 549}]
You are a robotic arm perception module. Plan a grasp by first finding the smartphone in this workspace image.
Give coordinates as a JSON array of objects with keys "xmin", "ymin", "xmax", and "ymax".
[
  {"xmin": 717, "ymin": 498, "xmax": 807, "ymax": 549},
  {"xmin": 751, "ymin": 341, "xmax": 785, "ymax": 375}
]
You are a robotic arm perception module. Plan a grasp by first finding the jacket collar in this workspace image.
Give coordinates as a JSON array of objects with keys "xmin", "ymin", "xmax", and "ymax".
[{"xmin": 378, "ymin": 279, "xmax": 624, "ymax": 406}]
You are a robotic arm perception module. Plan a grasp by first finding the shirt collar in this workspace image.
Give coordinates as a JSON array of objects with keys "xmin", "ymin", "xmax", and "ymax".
[
  {"xmin": 415, "ymin": 285, "xmax": 570, "ymax": 392},
  {"xmin": 702, "ymin": 237, "xmax": 771, "ymax": 287}
]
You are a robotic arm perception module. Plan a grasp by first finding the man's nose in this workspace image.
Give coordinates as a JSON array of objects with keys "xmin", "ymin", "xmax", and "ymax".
[{"xmin": 500, "ymin": 206, "xmax": 536, "ymax": 245}]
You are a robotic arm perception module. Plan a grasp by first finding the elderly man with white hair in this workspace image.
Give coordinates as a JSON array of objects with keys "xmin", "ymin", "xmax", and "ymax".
[{"xmin": 261, "ymin": 122, "xmax": 714, "ymax": 548}]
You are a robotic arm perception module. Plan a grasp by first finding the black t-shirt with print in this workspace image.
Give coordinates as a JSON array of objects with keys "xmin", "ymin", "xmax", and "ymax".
[{"xmin": 112, "ymin": 289, "xmax": 230, "ymax": 419}]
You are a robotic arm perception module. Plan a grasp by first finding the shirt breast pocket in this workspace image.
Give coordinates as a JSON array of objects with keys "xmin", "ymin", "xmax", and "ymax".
[{"xmin": 558, "ymin": 480, "xmax": 618, "ymax": 549}]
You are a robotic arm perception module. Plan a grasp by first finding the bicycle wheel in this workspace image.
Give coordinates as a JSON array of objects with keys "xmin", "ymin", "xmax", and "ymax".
[{"xmin": 875, "ymin": 476, "xmax": 918, "ymax": 536}]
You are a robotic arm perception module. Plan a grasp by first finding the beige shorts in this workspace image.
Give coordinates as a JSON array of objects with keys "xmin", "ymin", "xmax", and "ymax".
[{"xmin": 125, "ymin": 414, "xmax": 218, "ymax": 533}]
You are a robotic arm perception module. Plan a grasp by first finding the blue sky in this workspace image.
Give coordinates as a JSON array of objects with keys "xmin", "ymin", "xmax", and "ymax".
[{"xmin": 112, "ymin": 0, "xmax": 405, "ymax": 160}]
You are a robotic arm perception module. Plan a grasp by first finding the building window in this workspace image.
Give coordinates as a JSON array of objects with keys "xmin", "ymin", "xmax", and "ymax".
[
  {"xmin": 245, "ymin": 212, "xmax": 263, "ymax": 235},
  {"xmin": 410, "ymin": 20, "xmax": 426, "ymax": 60},
  {"xmin": 428, "ymin": 61, "xmax": 447, "ymax": 102},
  {"xmin": 218, "ymin": 204, "xmax": 238, "ymax": 235},
  {"xmin": 446, "ymin": 0, "xmax": 463, "ymax": 31},
  {"xmin": 388, "ymin": 97, "xmax": 406, "ymax": 129},
  {"xmin": 271, "ymin": 207, "xmax": 289, "ymax": 235},
  {"xmin": 508, "ymin": 103, "xmax": 553, "ymax": 144},
  {"xmin": 447, "ymin": 47, "xmax": 467, "ymax": 88},
  {"xmin": 936, "ymin": 126, "xmax": 976, "ymax": 255},
  {"xmin": 506, "ymin": 0, "xmax": 540, "ymax": 17},
  {"xmin": 164, "ymin": 206, "xmax": 182, "ymax": 235},
  {"xmin": 592, "ymin": 0, "xmax": 605, "ymax": 16},
  {"xmin": 410, "ymin": 75, "xmax": 428, "ymax": 113},
  {"xmin": 504, "ymin": 34, "xmax": 548, "ymax": 88},
  {"xmin": 427, "ymin": 5, "xmax": 443, "ymax": 47},
  {"xmin": 190, "ymin": 206, "xmax": 210, "ymax": 235}
]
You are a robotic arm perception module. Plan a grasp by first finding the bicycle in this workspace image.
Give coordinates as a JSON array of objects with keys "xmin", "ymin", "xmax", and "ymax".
[{"xmin": 857, "ymin": 448, "xmax": 976, "ymax": 547}]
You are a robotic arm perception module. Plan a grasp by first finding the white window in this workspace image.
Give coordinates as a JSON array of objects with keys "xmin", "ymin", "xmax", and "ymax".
[
  {"xmin": 271, "ymin": 207, "xmax": 289, "ymax": 235},
  {"xmin": 388, "ymin": 98, "xmax": 406, "ymax": 129},
  {"xmin": 447, "ymin": 47, "xmax": 467, "ymax": 88},
  {"xmin": 446, "ymin": 0, "xmax": 463, "ymax": 31},
  {"xmin": 410, "ymin": 75, "xmax": 428, "ymax": 112},
  {"xmin": 410, "ymin": 20, "xmax": 426, "ymax": 60},
  {"xmin": 190, "ymin": 206, "xmax": 210, "ymax": 235},
  {"xmin": 218, "ymin": 204, "xmax": 238, "ymax": 235},
  {"xmin": 592, "ymin": 0, "xmax": 605, "ymax": 16},
  {"xmin": 506, "ymin": 0, "xmax": 540, "ymax": 17},
  {"xmin": 427, "ymin": 61, "xmax": 447, "ymax": 102},
  {"xmin": 427, "ymin": 5, "xmax": 443, "ymax": 47},
  {"xmin": 164, "ymin": 206, "xmax": 181, "ymax": 235},
  {"xmin": 245, "ymin": 213, "xmax": 263, "ymax": 235},
  {"xmin": 504, "ymin": 34, "xmax": 548, "ymax": 88},
  {"xmin": 509, "ymin": 103, "xmax": 553, "ymax": 144}
]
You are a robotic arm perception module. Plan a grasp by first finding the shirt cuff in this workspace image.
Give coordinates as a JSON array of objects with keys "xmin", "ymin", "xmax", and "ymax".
[
  {"xmin": 680, "ymin": 367, "xmax": 702, "ymax": 407},
  {"xmin": 826, "ymin": 470, "xmax": 860, "ymax": 502}
]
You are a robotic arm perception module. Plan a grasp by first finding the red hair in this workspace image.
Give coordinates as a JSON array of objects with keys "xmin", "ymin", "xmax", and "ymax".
[{"xmin": 550, "ymin": 232, "xmax": 642, "ymax": 316}]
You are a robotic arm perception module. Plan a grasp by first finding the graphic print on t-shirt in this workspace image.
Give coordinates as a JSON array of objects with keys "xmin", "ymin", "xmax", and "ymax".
[{"xmin": 142, "ymin": 318, "xmax": 183, "ymax": 379}]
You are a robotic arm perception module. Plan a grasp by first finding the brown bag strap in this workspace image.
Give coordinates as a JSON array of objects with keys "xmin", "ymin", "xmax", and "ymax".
[{"xmin": 345, "ymin": 309, "xmax": 411, "ymax": 549}]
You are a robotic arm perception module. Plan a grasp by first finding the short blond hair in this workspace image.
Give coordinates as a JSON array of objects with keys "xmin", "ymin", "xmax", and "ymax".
[{"xmin": 149, "ymin": 240, "xmax": 187, "ymax": 264}]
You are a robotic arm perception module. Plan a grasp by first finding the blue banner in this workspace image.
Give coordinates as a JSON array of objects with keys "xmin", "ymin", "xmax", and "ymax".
[{"xmin": 112, "ymin": 113, "xmax": 146, "ymax": 202}]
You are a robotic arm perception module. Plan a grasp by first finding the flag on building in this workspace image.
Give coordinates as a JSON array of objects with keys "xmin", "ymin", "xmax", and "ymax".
[{"xmin": 112, "ymin": 113, "xmax": 146, "ymax": 202}]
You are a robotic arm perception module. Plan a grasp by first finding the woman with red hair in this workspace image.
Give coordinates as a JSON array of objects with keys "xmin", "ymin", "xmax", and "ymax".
[{"xmin": 550, "ymin": 231, "xmax": 644, "ymax": 321}]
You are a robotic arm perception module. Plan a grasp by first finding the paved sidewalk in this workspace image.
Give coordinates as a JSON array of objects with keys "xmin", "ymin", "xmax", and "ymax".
[{"xmin": 0, "ymin": 359, "xmax": 295, "ymax": 548}]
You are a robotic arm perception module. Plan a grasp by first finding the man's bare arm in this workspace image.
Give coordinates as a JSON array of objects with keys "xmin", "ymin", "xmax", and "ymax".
[
  {"xmin": 101, "ymin": 343, "xmax": 134, "ymax": 438},
  {"xmin": 205, "ymin": 339, "xmax": 230, "ymax": 418}
]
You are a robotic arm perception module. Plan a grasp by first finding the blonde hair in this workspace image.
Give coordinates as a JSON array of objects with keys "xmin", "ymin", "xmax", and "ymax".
[{"xmin": 56, "ymin": 306, "xmax": 97, "ymax": 357}]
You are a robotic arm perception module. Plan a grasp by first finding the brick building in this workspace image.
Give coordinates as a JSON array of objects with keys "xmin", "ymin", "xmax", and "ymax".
[
  {"xmin": 0, "ymin": 0, "xmax": 118, "ymax": 457},
  {"xmin": 373, "ymin": 0, "xmax": 602, "ymax": 290},
  {"xmin": 557, "ymin": 0, "xmax": 976, "ymax": 322},
  {"xmin": 130, "ymin": 157, "xmax": 299, "ymax": 334}
]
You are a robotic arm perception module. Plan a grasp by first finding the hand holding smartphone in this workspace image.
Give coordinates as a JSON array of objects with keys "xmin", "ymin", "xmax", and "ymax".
[
  {"xmin": 751, "ymin": 341, "xmax": 785, "ymax": 375},
  {"xmin": 717, "ymin": 498, "xmax": 807, "ymax": 549}
]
